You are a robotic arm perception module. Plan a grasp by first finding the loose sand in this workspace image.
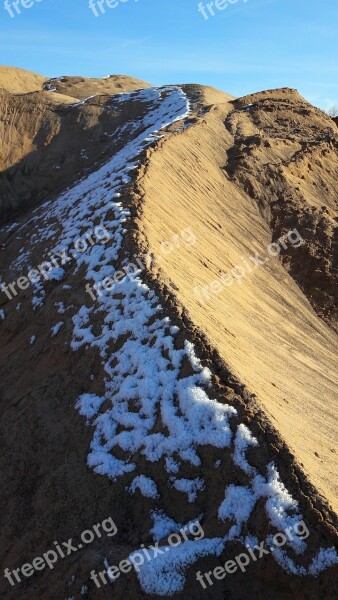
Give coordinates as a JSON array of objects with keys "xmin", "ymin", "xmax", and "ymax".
[{"xmin": 141, "ymin": 99, "xmax": 338, "ymax": 513}]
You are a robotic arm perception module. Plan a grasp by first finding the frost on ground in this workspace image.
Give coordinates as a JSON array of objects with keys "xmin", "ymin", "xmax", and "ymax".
[
  {"xmin": 51, "ymin": 321, "xmax": 64, "ymax": 337},
  {"xmin": 1, "ymin": 86, "xmax": 336, "ymax": 595},
  {"xmin": 129, "ymin": 475, "xmax": 159, "ymax": 499}
]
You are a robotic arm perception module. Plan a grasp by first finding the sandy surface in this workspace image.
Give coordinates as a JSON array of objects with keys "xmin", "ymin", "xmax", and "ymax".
[
  {"xmin": 0, "ymin": 66, "xmax": 46, "ymax": 93},
  {"xmin": 0, "ymin": 80, "xmax": 337, "ymax": 600},
  {"xmin": 141, "ymin": 100, "xmax": 338, "ymax": 513},
  {"xmin": 0, "ymin": 66, "xmax": 151, "ymax": 99},
  {"xmin": 43, "ymin": 74, "xmax": 151, "ymax": 100}
]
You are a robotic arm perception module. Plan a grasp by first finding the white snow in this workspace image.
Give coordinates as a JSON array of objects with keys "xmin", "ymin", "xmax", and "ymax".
[
  {"xmin": 150, "ymin": 510, "xmax": 182, "ymax": 542},
  {"xmin": 129, "ymin": 475, "xmax": 159, "ymax": 499},
  {"xmin": 308, "ymin": 547, "xmax": 338, "ymax": 576},
  {"xmin": 76, "ymin": 394, "xmax": 105, "ymax": 420},
  {"xmin": 245, "ymin": 535, "xmax": 259, "ymax": 549},
  {"xmin": 55, "ymin": 301, "xmax": 66, "ymax": 314},
  {"xmin": 48, "ymin": 267, "xmax": 65, "ymax": 281},
  {"xmin": 172, "ymin": 478, "xmax": 205, "ymax": 503},
  {"xmin": 253, "ymin": 463, "xmax": 303, "ymax": 549},
  {"xmin": 233, "ymin": 423, "xmax": 258, "ymax": 475},
  {"xmin": 0, "ymin": 222, "xmax": 18, "ymax": 233},
  {"xmin": 270, "ymin": 546, "xmax": 307, "ymax": 576},
  {"xmin": 51, "ymin": 321, "xmax": 64, "ymax": 337},
  {"xmin": 70, "ymin": 95, "xmax": 96, "ymax": 107},
  {"xmin": 217, "ymin": 463, "xmax": 306, "ymax": 551},
  {"xmin": 218, "ymin": 485, "xmax": 257, "ymax": 527},
  {"xmin": 130, "ymin": 537, "xmax": 225, "ymax": 596}
]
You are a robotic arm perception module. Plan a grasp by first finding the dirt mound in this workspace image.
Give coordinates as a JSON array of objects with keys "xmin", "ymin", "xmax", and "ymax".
[
  {"xmin": 181, "ymin": 84, "xmax": 235, "ymax": 107},
  {"xmin": 224, "ymin": 88, "xmax": 338, "ymax": 331},
  {"xmin": 0, "ymin": 82, "xmax": 337, "ymax": 600},
  {"xmin": 0, "ymin": 84, "xmax": 153, "ymax": 219},
  {"xmin": 0, "ymin": 67, "xmax": 151, "ymax": 100},
  {"xmin": 141, "ymin": 90, "xmax": 338, "ymax": 512},
  {"xmin": 43, "ymin": 74, "xmax": 152, "ymax": 100},
  {"xmin": 0, "ymin": 66, "xmax": 46, "ymax": 94},
  {"xmin": 0, "ymin": 68, "xmax": 153, "ymax": 220}
]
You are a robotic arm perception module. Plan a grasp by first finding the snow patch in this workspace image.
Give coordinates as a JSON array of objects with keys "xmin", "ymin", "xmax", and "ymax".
[
  {"xmin": 51, "ymin": 322, "xmax": 64, "ymax": 337},
  {"xmin": 131, "ymin": 537, "xmax": 225, "ymax": 596},
  {"xmin": 129, "ymin": 475, "xmax": 159, "ymax": 499}
]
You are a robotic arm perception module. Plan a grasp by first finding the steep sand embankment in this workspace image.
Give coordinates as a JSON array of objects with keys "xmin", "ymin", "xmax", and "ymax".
[
  {"xmin": 181, "ymin": 83, "xmax": 235, "ymax": 106},
  {"xmin": 140, "ymin": 96, "xmax": 338, "ymax": 513},
  {"xmin": 222, "ymin": 89, "xmax": 338, "ymax": 332},
  {"xmin": 0, "ymin": 67, "xmax": 153, "ymax": 220}
]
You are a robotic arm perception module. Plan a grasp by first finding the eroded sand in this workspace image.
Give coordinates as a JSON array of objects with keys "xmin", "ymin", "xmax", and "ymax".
[{"xmin": 141, "ymin": 102, "xmax": 338, "ymax": 512}]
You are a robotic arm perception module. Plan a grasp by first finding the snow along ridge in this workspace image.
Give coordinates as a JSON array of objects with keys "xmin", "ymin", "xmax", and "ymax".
[{"xmin": 2, "ymin": 85, "xmax": 337, "ymax": 595}]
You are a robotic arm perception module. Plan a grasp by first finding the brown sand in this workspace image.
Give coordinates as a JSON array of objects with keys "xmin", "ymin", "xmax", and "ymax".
[
  {"xmin": 0, "ymin": 66, "xmax": 150, "ymax": 100},
  {"xmin": 141, "ymin": 97, "xmax": 338, "ymax": 513},
  {"xmin": 0, "ymin": 66, "xmax": 46, "ymax": 93},
  {"xmin": 0, "ymin": 75, "xmax": 337, "ymax": 599},
  {"xmin": 43, "ymin": 74, "xmax": 151, "ymax": 100}
]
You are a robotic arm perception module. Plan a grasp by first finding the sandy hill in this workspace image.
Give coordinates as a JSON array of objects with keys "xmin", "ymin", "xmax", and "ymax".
[
  {"xmin": 43, "ymin": 74, "xmax": 152, "ymax": 100},
  {"xmin": 0, "ymin": 77, "xmax": 337, "ymax": 600},
  {"xmin": 0, "ymin": 70, "xmax": 232, "ymax": 221},
  {"xmin": 0, "ymin": 66, "xmax": 46, "ymax": 94},
  {"xmin": 140, "ymin": 87, "xmax": 338, "ymax": 513},
  {"xmin": 181, "ymin": 83, "xmax": 235, "ymax": 106},
  {"xmin": 0, "ymin": 69, "xmax": 152, "ymax": 219},
  {"xmin": 0, "ymin": 66, "xmax": 151, "ymax": 100}
]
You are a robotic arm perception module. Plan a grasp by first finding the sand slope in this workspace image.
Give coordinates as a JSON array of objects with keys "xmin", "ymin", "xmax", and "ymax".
[
  {"xmin": 0, "ymin": 69, "xmax": 153, "ymax": 218},
  {"xmin": 0, "ymin": 67, "xmax": 151, "ymax": 100},
  {"xmin": 0, "ymin": 66, "xmax": 46, "ymax": 93},
  {"xmin": 223, "ymin": 89, "xmax": 338, "ymax": 331},
  {"xmin": 141, "ymin": 97, "xmax": 338, "ymax": 512},
  {"xmin": 0, "ymin": 80, "xmax": 337, "ymax": 600}
]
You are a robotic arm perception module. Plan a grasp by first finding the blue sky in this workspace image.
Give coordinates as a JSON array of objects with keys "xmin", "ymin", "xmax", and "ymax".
[{"xmin": 1, "ymin": 0, "xmax": 337, "ymax": 109}]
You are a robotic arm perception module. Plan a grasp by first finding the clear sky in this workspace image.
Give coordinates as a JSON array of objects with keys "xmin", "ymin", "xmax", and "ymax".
[{"xmin": 1, "ymin": 0, "xmax": 337, "ymax": 109}]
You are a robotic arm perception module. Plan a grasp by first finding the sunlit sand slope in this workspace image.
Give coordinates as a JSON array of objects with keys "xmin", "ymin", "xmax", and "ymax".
[{"xmin": 141, "ymin": 100, "xmax": 338, "ymax": 512}]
